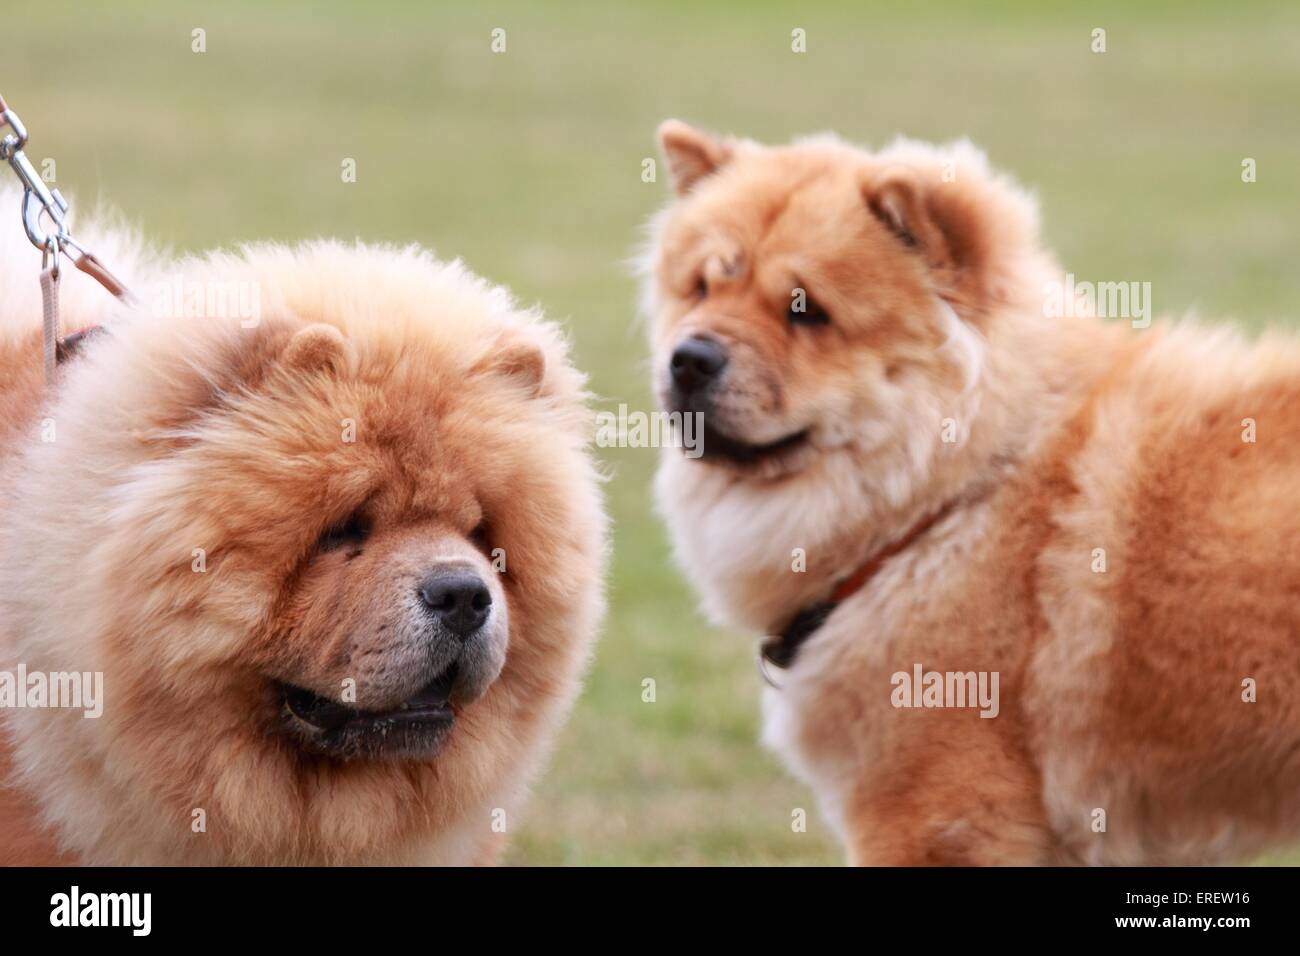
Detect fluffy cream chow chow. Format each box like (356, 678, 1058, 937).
(0, 190, 606, 864)
(645, 121, 1300, 865)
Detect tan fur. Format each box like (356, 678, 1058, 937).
(646, 122, 1300, 865)
(0, 189, 607, 865)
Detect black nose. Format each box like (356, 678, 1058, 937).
(670, 336, 729, 395)
(418, 570, 492, 638)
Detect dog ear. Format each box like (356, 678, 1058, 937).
(658, 120, 732, 195)
(281, 323, 349, 375)
(863, 158, 1039, 312)
(864, 166, 968, 276)
(472, 332, 546, 398)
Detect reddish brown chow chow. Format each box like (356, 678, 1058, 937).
(0, 201, 606, 864)
(645, 121, 1300, 865)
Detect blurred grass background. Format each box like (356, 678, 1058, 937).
(8, 0, 1300, 864)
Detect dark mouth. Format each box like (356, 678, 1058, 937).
(665, 387, 811, 467)
(278, 664, 459, 761)
(695, 420, 810, 465)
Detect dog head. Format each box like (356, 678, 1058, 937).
(646, 120, 1047, 480)
(0, 242, 607, 863)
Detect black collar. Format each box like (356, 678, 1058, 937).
(757, 499, 961, 683)
(55, 323, 106, 364)
(760, 601, 837, 672)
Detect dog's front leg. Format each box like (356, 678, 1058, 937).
(843, 723, 1056, 866)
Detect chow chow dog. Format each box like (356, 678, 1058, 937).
(645, 120, 1300, 865)
(0, 191, 606, 864)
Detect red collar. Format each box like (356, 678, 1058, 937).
(758, 499, 960, 678)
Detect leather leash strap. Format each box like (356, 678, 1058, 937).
(39, 261, 59, 380)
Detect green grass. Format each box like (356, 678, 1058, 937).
(9, 0, 1300, 865)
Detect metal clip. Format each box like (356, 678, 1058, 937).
(2, 101, 71, 253)
(3, 94, 131, 307)
(755, 642, 784, 690)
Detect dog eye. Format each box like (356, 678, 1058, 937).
(694, 275, 708, 300)
(469, 520, 492, 555)
(787, 296, 830, 327)
(318, 510, 372, 554)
